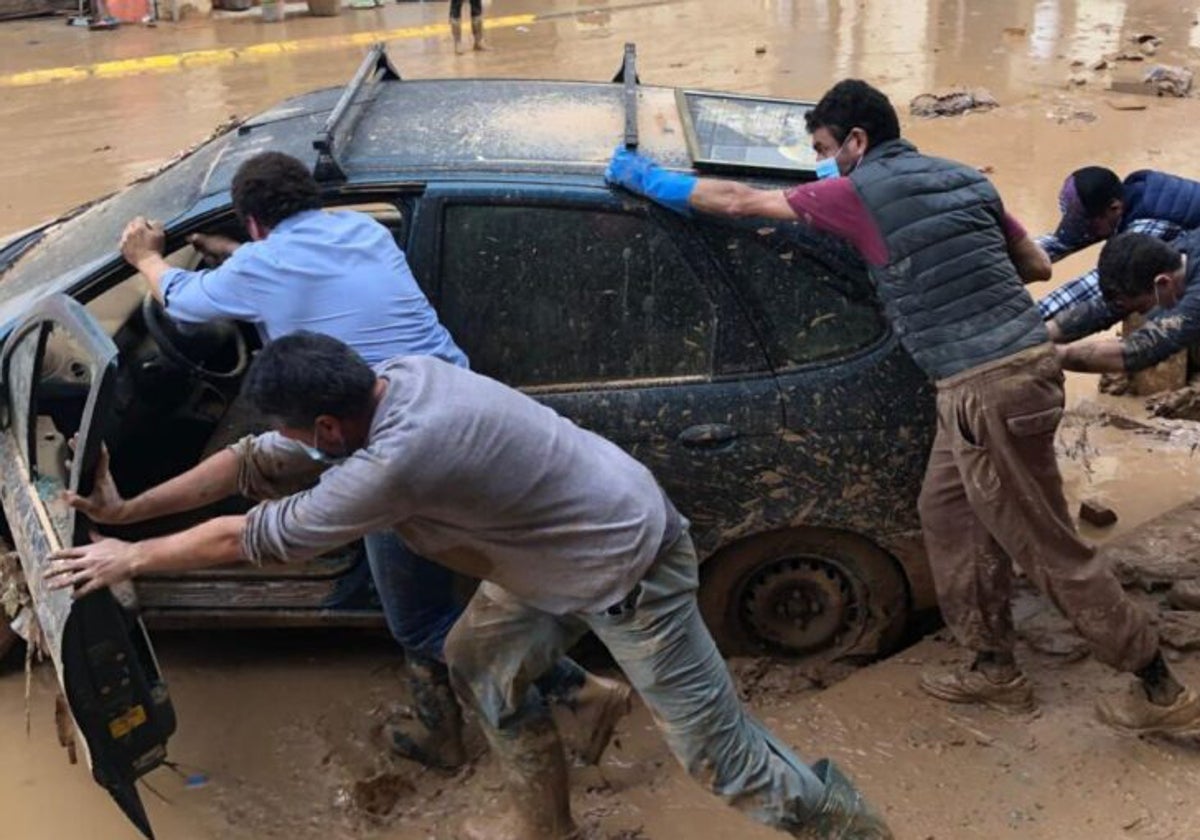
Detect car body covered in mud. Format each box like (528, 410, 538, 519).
(0, 45, 936, 836)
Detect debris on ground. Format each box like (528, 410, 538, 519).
(1147, 383, 1200, 420)
(1002, 26, 1027, 37)
(1167, 580, 1200, 611)
(1106, 97, 1148, 111)
(1079, 499, 1118, 528)
(1145, 64, 1195, 97)
(1091, 58, 1110, 71)
(1113, 65, 1198, 98)
(754, 44, 767, 55)
(909, 88, 999, 118)
(1068, 73, 1088, 87)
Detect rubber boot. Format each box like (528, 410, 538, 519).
(385, 659, 468, 771)
(802, 759, 893, 839)
(450, 18, 466, 54)
(471, 14, 489, 50)
(460, 717, 578, 840)
(551, 672, 633, 765)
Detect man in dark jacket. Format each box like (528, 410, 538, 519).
(607, 79, 1200, 735)
(1037, 166, 1200, 320)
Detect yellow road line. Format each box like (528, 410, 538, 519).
(0, 12, 538, 88)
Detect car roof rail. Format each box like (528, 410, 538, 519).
(313, 43, 401, 184)
(611, 42, 640, 151)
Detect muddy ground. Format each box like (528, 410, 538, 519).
(6, 0, 1200, 838)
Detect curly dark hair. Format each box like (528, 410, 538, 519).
(805, 79, 901, 148)
(1097, 232, 1183, 303)
(231, 152, 322, 231)
(242, 331, 376, 428)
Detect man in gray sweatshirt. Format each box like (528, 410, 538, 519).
(47, 332, 890, 840)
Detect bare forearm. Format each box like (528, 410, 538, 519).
(1009, 236, 1052, 284)
(133, 515, 247, 575)
(689, 179, 797, 220)
(122, 449, 240, 523)
(1057, 340, 1127, 373)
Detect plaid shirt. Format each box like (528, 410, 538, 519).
(1036, 217, 1184, 320)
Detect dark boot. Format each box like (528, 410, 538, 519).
(803, 759, 893, 839)
(471, 14, 489, 50)
(450, 18, 465, 54)
(460, 717, 578, 840)
(385, 659, 467, 771)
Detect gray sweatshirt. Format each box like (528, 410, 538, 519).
(234, 355, 682, 615)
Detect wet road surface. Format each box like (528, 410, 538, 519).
(5, 0, 1200, 838)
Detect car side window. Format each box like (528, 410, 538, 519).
(700, 222, 886, 369)
(4, 322, 97, 544)
(439, 204, 716, 388)
(5, 324, 44, 471)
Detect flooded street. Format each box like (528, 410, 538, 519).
(5, 0, 1200, 838)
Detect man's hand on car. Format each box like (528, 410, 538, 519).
(119, 216, 166, 268)
(187, 232, 241, 267)
(63, 443, 130, 525)
(45, 532, 144, 598)
(605, 147, 697, 216)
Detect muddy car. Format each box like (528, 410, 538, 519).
(0, 45, 935, 834)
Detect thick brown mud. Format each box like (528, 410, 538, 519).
(5, 1, 1200, 838)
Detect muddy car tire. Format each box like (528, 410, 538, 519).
(698, 528, 909, 661)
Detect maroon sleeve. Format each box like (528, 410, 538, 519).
(783, 179, 889, 266)
(1001, 212, 1029, 245)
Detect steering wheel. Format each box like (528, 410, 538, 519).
(140, 293, 249, 383)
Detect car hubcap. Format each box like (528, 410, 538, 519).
(739, 555, 861, 654)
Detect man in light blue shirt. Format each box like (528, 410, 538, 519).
(117, 151, 623, 773)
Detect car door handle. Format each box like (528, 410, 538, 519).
(677, 423, 738, 449)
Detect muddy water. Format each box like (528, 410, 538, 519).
(5, 0, 1200, 838)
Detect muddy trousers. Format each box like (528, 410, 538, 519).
(363, 530, 587, 696)
(917, 345, 1158, 673)
(445, 531, 843, 834)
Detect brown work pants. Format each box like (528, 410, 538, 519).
(917, 345, 1158, 673)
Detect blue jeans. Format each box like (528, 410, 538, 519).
(363, 530, 585, 695)
(444, 531, 840, 834)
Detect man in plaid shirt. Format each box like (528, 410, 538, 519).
(1036, 167, 1200, 321)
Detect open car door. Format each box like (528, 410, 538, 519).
(0, 294, 175, 839)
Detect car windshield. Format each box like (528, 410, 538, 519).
(0, 134, 231, 306)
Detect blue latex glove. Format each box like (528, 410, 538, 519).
(605, 147, 697, 216)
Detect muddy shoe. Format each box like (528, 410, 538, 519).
(1096, 685, 1200, 736)
(918, 666, 1036, 714)
(1167, 580, 1200, 611)
(553, 673, 633, 765)
(387, 658, 467, 770)
(803, 759, 893, 839)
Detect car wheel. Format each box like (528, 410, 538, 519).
(698, 527, 909, 661)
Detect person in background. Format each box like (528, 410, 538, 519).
(1036, 166, 1200, 321)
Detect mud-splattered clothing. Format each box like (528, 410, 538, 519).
(445, 531, 855, 835)
(917, 345, 1158, 672)
(787, 142, 1159, 677)
(1053, 234, 1200, 373)
(234, 355, 682, 616)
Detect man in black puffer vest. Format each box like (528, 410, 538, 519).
(607, 79, 1200, 736)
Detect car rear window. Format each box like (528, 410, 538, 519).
(700, 221, 886, 368)
(439, 204, 717, 387)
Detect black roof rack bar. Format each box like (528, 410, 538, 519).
(313, 43, 401, 183)
(611, 42, 640, 150)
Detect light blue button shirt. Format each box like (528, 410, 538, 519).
(160, 209, 468, 368)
